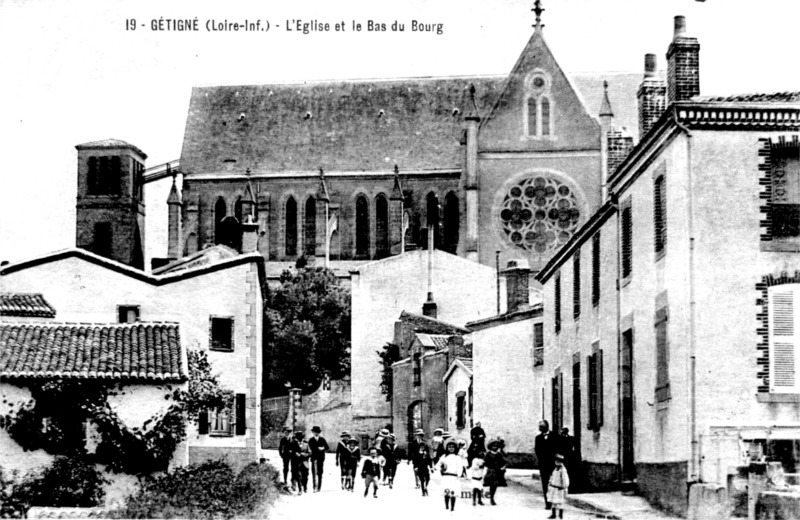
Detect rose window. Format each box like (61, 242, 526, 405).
(499, 176, 580, 258)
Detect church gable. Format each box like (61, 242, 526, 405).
(479, 30, 601, 152)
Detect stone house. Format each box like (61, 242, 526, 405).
(538, 14, 800, 516)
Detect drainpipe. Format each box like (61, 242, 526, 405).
(610, 193, 623, 485)
(674, 111, 699, 483)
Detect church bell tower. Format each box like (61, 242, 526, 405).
(75, 139, 146, 269)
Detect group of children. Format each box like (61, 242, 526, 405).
(334, 428, 401, 497)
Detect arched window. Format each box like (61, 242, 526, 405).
(426, 192, 440, 249)
(285, 197, 297, 257)
(304, 197, 316, 256)
(375, 194, 389, 258)
(541, 96, 551, 136)
(355, 195, 370, 258)
(527, 98, 538, 137)
(443, 192, 459, 254)
(214, 197, 227, 245)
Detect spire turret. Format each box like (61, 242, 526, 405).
(316, 168, 331, 202)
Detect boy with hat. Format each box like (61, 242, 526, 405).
(416, 444, 434, 496)
(335, 431, 351, 490)
(431, 428, 444, 463)
(342, 438, 361, 491)
(292, 431, 311, 494)
(438, 439, 466, 511)
(278, 426, 294, 489)
(308, 426, 329, 492)
(381, 433, 399, 488)
(361, 446, 383, 498)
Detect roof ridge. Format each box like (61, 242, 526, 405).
(192, 74, 507, 89)
(0, 321, 180, 327)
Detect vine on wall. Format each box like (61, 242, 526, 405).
(3, 350, 232, 475)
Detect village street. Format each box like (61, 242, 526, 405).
(264, 450, 605, 520)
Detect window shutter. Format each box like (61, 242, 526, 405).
(199, 411, 209, 434)
(235, 393, 246, 435)
(621, 203, 633, 278)
(587, 354, 596, 430)
(573, 251, 581, 320)
(769, 285, 800, 393)
(555, 274, 562, 333)
(654, 175, 667, 253)
(592, 233, 600, 306)
(598, 350, 604, 427)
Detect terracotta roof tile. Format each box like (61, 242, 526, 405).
(0, 294, 56, 318)
(0, 322, 184, 381)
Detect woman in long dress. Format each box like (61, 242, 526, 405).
(482, 440, 507, 505)
(546, 454, 570, 519)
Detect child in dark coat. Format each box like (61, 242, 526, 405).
(342, 438, 361, 492)
(416, 444, 434, 496)
(362, 447, 382, 498)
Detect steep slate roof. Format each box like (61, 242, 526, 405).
(0, 294, 56, 318)
(180, 72, 641, 174)
(0, 322, 184, 381)
(694, 92, 800, 103)
(399, 311, 469, 335)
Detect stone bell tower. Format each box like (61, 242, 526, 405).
(75, 139, 146, 269)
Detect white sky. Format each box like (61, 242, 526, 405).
(1, 0, 798, 264)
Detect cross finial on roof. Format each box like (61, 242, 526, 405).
(319, 167, 325, 178)
(394, 164, 399, 176)
(532, 0, 545, 30)
(246, 168, 251, 177)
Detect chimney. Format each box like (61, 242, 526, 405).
(607, 127, 635, 175)
(667, 15, 700, 104)
(241, 214, 259, 253)
(422, 295, 438, 319)
(504, 259, 531, 313)
(637, 54, 667, 139)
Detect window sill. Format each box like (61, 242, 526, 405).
(210, 431, 233, 437)
(209, 347, 234, 353)
(756, 393, 800, 403)
(761, 242, 800, 253)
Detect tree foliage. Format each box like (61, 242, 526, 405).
(264, 267, 351, 396)
(377, 343, 400, 401)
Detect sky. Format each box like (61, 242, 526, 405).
(1, 0, 799, 265)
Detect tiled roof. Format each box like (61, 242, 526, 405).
(180, 72, 641, 174)
(694, 92, 800, 104)
(0, 322, 184, 381)
(0, 294, 56, 318)
(399, 311, 469, 335)
(152, 244, 240, 275)
(415, 333, 452, 350)
(74, 139, 147, 158)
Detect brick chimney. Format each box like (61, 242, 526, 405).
(607, 127, 635, 175)
(504, 259, 531, 313)
(638, 54, 667, 139)
(667, 15, 700, 104)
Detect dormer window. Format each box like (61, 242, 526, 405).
(525, 72, 553, 138)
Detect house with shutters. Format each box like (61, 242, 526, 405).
(537, 14, 800, 517)
(0, 244, 266, 474)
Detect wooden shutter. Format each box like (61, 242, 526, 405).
(621, 202, 633, 278)
(573, 251, 581, 320)
(235, 393, 246, 435)
(592, 233, 601, 306)
(654, 175, 667, 253)
(655, 312, 670, 402)
(199, 411, 209, 434)
(769, 285, 800, 393)
(555, 274, 562, 333)
(587, 354, 597, 430)
(597, 350, 604, 428)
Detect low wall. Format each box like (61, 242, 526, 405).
(636, 461, 688, 517)
(757, 491, 800, 520)
(688, 483, 728, 520)
(188, 446, 253, 472)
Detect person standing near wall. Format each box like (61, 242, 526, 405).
(336, 431, 351, 490)
(279, 426, 294, 489)
(408, 428, 426, 488)
(483, 440, 507, 506)
(535, 420, 559, 510)
(308, 426, 330, 492)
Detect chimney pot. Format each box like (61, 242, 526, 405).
(673, 15, 687, 39)
(503, 259, 531, 313)
(644, 54, 657, 78)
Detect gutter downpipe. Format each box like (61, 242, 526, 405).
(610, 193, 622, 486)
(674, 110, 699, 484)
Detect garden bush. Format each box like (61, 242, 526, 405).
(110, 459, 282, 519)
(1, 456, 108, 518)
